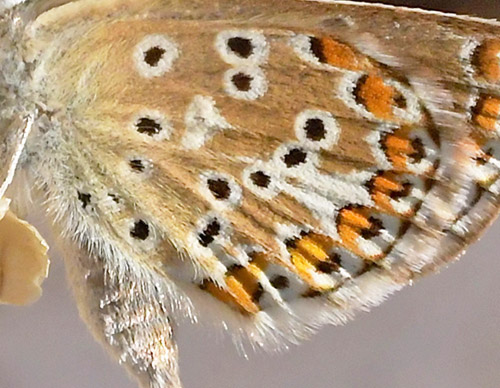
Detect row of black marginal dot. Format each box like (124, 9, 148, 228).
(77, 35, 178, 245)
(191, 109, 342, 248)
(129, 35, 176, 198)
(192, 31, 270, 249)
(244, 109, 340, 197)
(76, 188, 153, 243)
(134, 30, 270, 100)
(107, 35, 184, 243)
(131, 33, 257, 249)
(195, 172, 243, 250)
(215, 30, 270, 100)
(133, 34, 180, 140)
(191, 109, 341, 249)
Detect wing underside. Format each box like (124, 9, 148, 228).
(17, 0, 500, 385)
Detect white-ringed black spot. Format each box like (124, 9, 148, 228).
(108, 193, 121, 204)
(270, 275, 290, 290)
(129, 159, 146, 172)
(283, 148, 307, 167)
(77, 191, 91, 209)
(232, 72, 253, 91)
(131, 220, 150, 240)
(136, 117, 162, 136)
(216, 30, 269, 66)
(304, 118, 326, 141)
(134, 35, 179, 78)
(250, 171, 271, 188)
(295, 110, 339, 150)
(227, 37, 254, 58)
(207, 178, 231, 200)
(224, 67, 268, 100)
(144, 46, 166, 67)
(198, 219, 221, 247)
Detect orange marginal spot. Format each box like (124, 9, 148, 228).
(289, 250, 331, 291)
(201, 264, 262, 315)
(475, 39, 500, 83)
(372, 191, 395, 213)
(202, 281, 247, 313)
(308, 233, 335, 251)
(337, 224, 358, 246)
(337, 224, 360, 251)
(370, 173, 403, 213)
(479, 95, 500, 116)
(357, 75, 395, 120)
(370, 173, 412, 215)
(337, 207, 387, 261)
(385, 135, 413, 153)
(373, 190, 414, 216)
(387, 152, 407, 170)
(290, 250, 316, 272)
(473, 95, 500, 131)
(225, 276, 260, 315)
(296, 235, 330, 262)
(320, 37, 360, 70)
(290, 250, 314, 279)
(339, 208, 371, 229)
(248, 251, 269, 271)
(247, 252, 269, 278)
(373, 175, 403, 193)
(338, 222, 385, 261)
(246, 263, 263, 278)
(229, 265, 261, 296)
(383, 133, 418, 171)
(475, 114, 498, 131)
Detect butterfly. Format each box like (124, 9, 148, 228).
(1, 0, 500, 387)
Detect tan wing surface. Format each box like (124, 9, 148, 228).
(18, 0, 500, 385)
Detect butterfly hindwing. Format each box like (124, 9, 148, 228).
(11, 0, 500, 386)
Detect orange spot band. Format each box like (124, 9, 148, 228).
(373, 175, 403, 193)
(226, 276, 260, 315)
(475, 40, 500, 82)
(357, 75, 395, 120)
(340, 209, 371, 229)
(320, 37, 359, 70)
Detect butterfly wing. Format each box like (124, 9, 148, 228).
(15, 0, 500, 386)
(61, 238, 181, 388)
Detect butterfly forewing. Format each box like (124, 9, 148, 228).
(11, 0, 500, 386)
